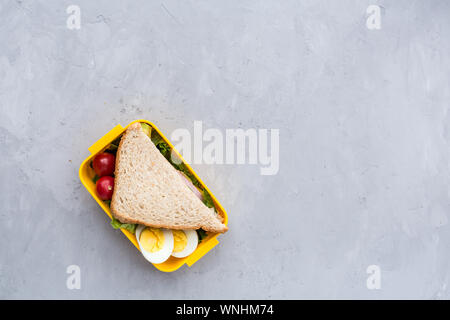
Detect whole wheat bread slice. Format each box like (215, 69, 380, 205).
(110, 122, 228, 233)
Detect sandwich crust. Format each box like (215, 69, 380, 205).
(110, 122, 228, 233)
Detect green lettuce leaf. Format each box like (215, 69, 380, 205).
(151, 131, 165, 146)
(202, 190, 215, 209)
(156, 142, 171, 159)
(197, 229, 208, 243)
(111, 218, 137, 234)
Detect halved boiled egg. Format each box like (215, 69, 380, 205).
(171, 229, 198, 258)
(136, 225, 174, 264)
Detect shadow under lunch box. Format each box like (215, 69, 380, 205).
(78, 119, 228, 272)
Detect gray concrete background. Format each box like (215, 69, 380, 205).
(1, 0, 450, 299)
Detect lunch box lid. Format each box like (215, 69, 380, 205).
(79, 119, 227, 272)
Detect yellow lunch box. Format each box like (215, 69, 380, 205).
(78, 119, 228, 272)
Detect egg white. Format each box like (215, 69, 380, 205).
(136, 225, 174, 264)
(171, 229, 198, 258)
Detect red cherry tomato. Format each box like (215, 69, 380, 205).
(96, 176, 114, 200)
(93, 153, 115, 177)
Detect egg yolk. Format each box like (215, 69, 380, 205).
(140, 228, 165, 253)
(172, 230, 188, 253)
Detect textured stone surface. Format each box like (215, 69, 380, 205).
(1, 1, 450, 299)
